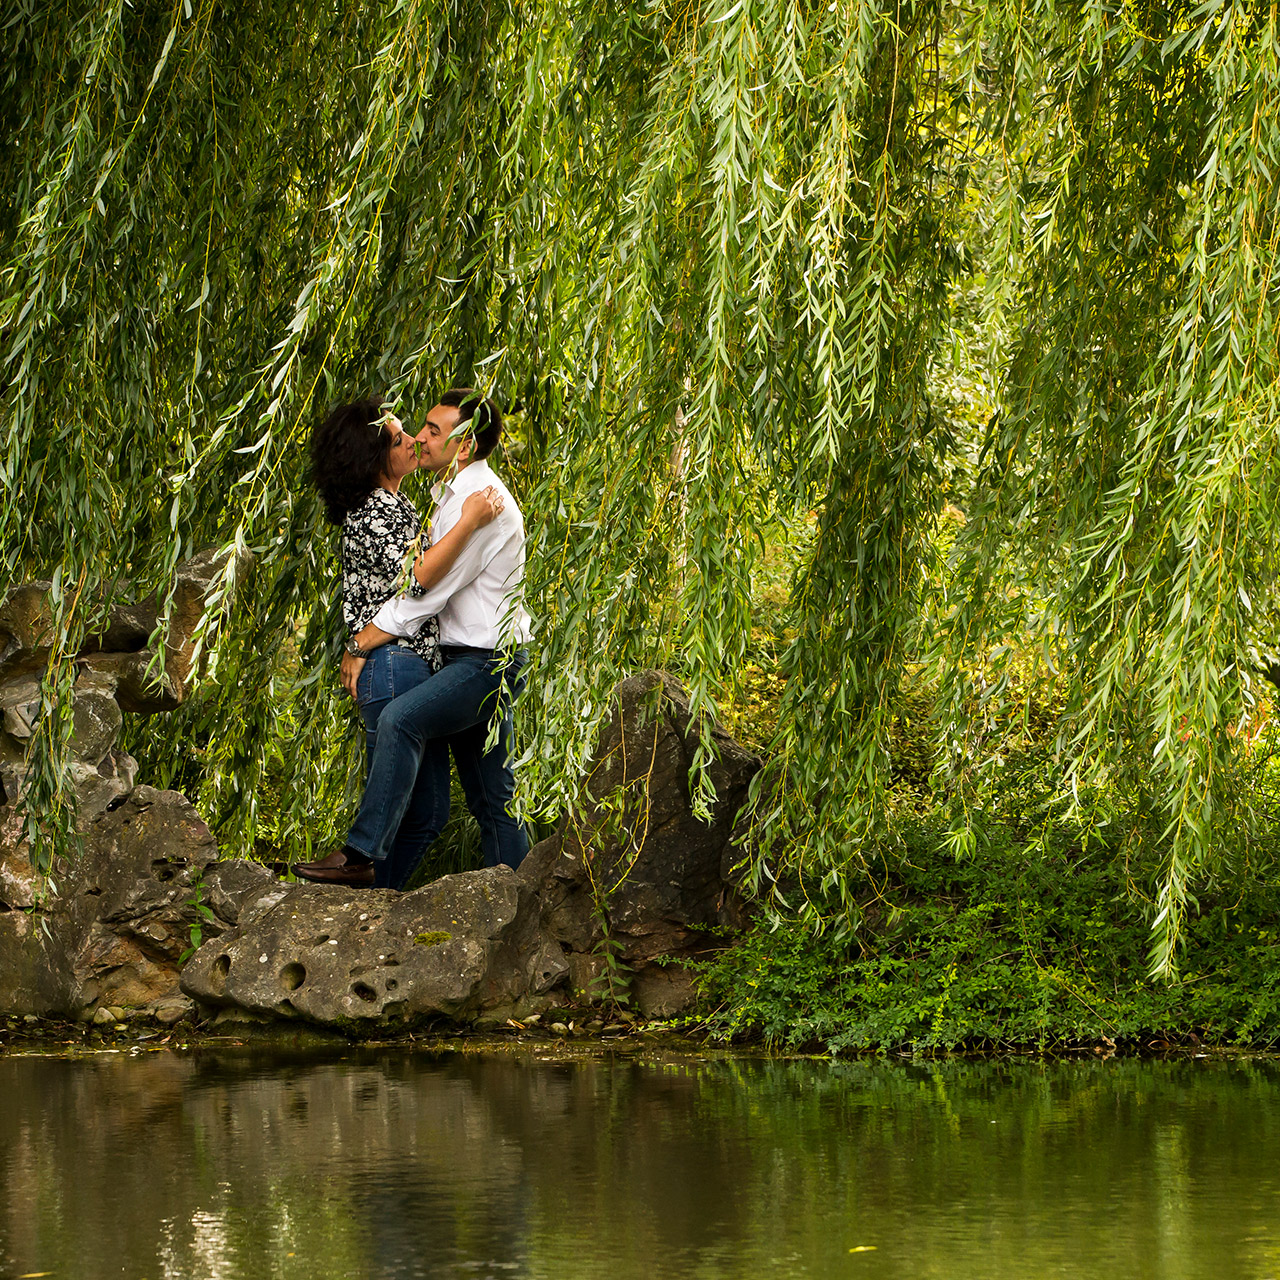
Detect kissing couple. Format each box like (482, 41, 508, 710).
(296, 388, 531, 890)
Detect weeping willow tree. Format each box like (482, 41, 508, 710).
(2, 0, 1278, 974)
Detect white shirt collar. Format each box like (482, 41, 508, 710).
(431, 457, 494, 505)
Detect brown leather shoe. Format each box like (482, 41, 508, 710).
(293, 848, 375, 887)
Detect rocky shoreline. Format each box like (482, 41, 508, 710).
(0, 1003, 704, 1054)
(0, 1009, 1242, 1062)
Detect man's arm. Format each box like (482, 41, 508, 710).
(339, 621, 396, 698)
(369, 512, 512, 635)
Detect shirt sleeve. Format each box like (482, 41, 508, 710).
(370, 514, 510, 636)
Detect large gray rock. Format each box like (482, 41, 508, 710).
(63, 671, 124, 763)
(1, 676, 42, 744)
(0, 668, 139, 821)
(0, 548, 248, 815)
(0, 807, 40, 909)
(63, 749, 139, 823)
(181, 867, 566, 1026)
(1, 546, 247, 688)
(0, 787, 254, 1018)
(0, 583, 55, 679)
(78, 598, 158, 655)
(0, 807, 67, 1015)
(519, 670, 759, 1016)
(76, 650, 181, 715)
(2, 669, 757, 1029)
(0, 551, 267, 1019)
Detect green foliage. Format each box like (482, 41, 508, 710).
(4, 0, 1280, 979)
(179, 872, 216, 964)
(699, 788, 1280, 1053)
(926, 2, 1280, 975)
(587, 902, 635, 1010)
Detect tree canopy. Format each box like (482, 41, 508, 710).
(3, 0, 1279, 974)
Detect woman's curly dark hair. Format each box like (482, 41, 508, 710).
(311, 397, 393, 524)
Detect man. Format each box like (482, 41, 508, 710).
(295, 388, 532, 889)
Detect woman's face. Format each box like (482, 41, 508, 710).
(380, 413, 419, 483)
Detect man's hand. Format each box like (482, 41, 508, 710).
(341, 650, 367, 699)
(340, 623, 394, 698)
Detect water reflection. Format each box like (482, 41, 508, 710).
(3, 1049, 1280, 1278)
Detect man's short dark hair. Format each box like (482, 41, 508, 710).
(440, 387, 503, 460)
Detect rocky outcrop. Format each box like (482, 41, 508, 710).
(0, 547, 248, 813)
(181, 867, 567, 1026)
(0, 786, 273, 1021)
(518, 671, 758, 1016)
(0, 548, 251, 1022)
(2, 669, 760, 1029)
(180, 671, 759, 1029)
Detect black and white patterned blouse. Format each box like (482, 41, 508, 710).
(341, 487, 440, 668)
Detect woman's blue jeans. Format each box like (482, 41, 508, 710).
(354, 645, 448, 889)
(350, 644, 530, 889)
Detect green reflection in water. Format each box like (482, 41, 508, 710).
(3, 1050, 1280, 1279)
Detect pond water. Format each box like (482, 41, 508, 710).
(2, 1045, 1278, 1279)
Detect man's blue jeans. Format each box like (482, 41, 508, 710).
(348, 645, 529, 889)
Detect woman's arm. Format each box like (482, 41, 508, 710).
(340, 487, 504, 699)
(411, 486, 503, 591)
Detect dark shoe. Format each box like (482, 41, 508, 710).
(293, 847, 375, 887)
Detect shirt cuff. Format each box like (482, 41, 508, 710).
(372, 598, 412, 636)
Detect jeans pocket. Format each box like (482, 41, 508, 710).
(503, 649, 530, 701)
(356, 648, 395, 708)
(384, 645, 433, 700)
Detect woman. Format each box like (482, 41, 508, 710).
(307, 397, 501, 885)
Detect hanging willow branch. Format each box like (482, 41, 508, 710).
(3, 0, 1278, 975)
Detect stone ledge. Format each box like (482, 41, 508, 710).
(1, 670, 760, 1030)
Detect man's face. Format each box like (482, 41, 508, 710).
(414, 403, 469, 474)
(381, 412, 419, 482)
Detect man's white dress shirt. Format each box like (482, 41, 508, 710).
(372, 457, 531, 648)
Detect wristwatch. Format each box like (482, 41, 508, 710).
(345, 637, 375, 658)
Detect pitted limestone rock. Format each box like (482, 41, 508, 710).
(0, 786, 253, 1017)
(201, 859, 284, 926)
(0, 583, 55, 678)
(64, 750, 139, 825)
(61, 786, 222, 1011)
(181, 867, 566, 1027)
(518, 670, 759, 1017)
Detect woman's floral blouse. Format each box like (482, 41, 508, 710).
(341, 487, 440, 668)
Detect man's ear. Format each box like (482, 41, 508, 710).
(455, 433, 474, 465)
